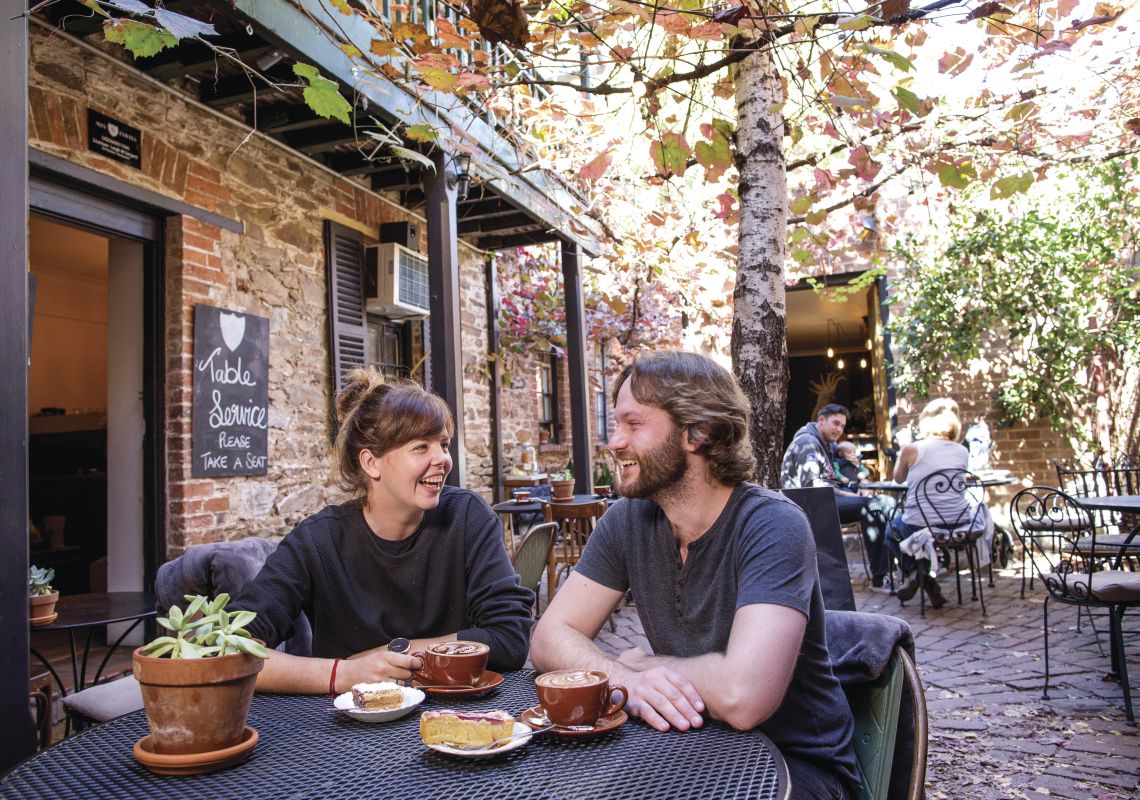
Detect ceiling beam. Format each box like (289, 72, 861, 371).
(198, 63, 294, 108)
(457, 198, 516, 221)
(458, 213, 539, 235)
(284, 125, 360, 155)
(143, 33, 272, 81)
(475, 231, 559, 250)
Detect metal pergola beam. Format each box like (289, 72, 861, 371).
(232, 0, 603, 256)
(1, 0, 36, 768)
(561, 241, 593, 493)
(424, 150, 466, 487)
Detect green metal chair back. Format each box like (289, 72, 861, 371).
(511, 522, 557, 616)
(845, 646, 927, 800)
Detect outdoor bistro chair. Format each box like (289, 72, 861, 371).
(510, 522, 557, 617)
(845, 646, 928, 800)
(1010, 486, 1140, 723)
(906, 468, 990, 617)
(544, 499, 608, 604)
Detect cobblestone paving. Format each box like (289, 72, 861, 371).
(544, 552, 1140, 799)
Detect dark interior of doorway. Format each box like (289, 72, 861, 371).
(27, 215, 109, 595)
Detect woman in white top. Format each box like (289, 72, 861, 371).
(887, 398, 970, 608)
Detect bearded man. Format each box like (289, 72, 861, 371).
(531, 351, 859, 800)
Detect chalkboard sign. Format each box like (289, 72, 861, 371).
(192, 304, 269, 477)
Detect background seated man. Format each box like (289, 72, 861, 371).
(780, 404, 890, 593)
(531, 351, 859, 800)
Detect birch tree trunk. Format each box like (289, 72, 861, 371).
(732, 44, 788, 488)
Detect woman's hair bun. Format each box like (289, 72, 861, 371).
(335, 366, 386, 425)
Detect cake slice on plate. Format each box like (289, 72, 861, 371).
(420, 709, 514, 748)
(352, 682, 405, 710)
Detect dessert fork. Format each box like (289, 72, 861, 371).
(466, 724, 554, 751)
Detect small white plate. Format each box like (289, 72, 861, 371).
(424, 722, 533, 759)
(333, 686, 425, 722)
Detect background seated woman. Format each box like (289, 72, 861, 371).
(234, 367, 533, 694)
(887, 398, 988, 608)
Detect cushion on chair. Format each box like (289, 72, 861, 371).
(62, 675, 144, 723)
(156, 538, 313, 657)
(1043, 570, 1140, 602)
(1022, 514, 1092, 532)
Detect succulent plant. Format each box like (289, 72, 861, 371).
(142, 593, 269, 660)
(28, 566, 55, 596)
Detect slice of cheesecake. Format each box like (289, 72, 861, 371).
(351, 682, 405, 710)
(420, 709, 515, 748)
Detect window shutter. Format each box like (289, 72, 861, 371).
(325, 221, 367, 398)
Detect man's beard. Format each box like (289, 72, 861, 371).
(619, 426, 688, 500)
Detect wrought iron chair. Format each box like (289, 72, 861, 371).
(1102, 455, 1140, 536)
(905, 468, 989, 617)
(1010, 486, 1140, 723)
(510, 522, 557, 617)
(544, 500, 607, 603)
(1052, 456, 1110, 500)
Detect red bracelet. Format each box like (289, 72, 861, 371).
(328, 658, 341, 697)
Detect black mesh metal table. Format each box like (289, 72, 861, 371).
(1, 671, 789, 800)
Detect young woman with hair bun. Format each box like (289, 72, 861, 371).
(233, 367, 532, 694)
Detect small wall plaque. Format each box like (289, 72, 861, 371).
(87, 109, 141, 169)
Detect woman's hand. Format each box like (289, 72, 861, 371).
(338, 651, 422, 691)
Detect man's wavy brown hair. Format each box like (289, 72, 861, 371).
(612, 351, 756, 485)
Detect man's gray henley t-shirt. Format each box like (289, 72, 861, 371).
(575, 483, 858, 787)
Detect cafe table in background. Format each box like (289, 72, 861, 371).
(29, 591, 156, 698)
(0, 670, 790, 800)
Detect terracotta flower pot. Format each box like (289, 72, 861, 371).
(133, 647, 265, 755)
(550, 478, 575, 501)
(29, 591, 59, 624)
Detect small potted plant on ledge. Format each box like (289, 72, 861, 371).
(132, 593, 269, 774)
(29, 566, 59, 626)
(550, 458, 576, 501)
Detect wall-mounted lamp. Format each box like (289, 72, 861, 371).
(448, 152, 472, 202)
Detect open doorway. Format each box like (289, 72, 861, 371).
(27, 214, 146, 598)
(785, 279, 890, 479)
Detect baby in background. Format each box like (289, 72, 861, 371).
(834, 441, 870, 487)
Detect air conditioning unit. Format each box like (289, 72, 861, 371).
(364, 243, 430, 319)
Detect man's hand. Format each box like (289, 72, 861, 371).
(616, 648, 706, 732)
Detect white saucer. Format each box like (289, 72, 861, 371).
(333, 686, 425, 722)
(425, 722, 533, 759)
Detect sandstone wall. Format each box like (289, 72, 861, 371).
(30, 28, 492, 553)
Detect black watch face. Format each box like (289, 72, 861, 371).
(389, 637, 410, 654)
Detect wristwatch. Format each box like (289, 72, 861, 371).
(388, 637, 410, 654)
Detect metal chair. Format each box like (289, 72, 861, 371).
(845, 646, 928, 800)
(1011, 486, 1140, 723)
(906, 468, 989, 617)
(1052, 457, 1110, 499)
(544, 500, 607, 603)
(510, 522, 557, 617)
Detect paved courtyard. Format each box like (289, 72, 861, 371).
(574, 552, 1140, 799)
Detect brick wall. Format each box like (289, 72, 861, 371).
(30, 28, 492, 554)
